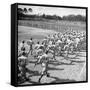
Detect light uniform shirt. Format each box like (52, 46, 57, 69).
(48, 41, 52, 45)
(50, 36, 54, 41)
(75, 38, 80, 44)
(38, 53, 48, 64)
(18, 43, 23, 50)
(27, 40, 33, 45)
(34, 44, 40, 50)
(42, 38, 48, 44)
(18, 55, 27, 66)
(18, 55, 27, 60)
(56, 40, 62, 46)
(48, 44, 55, 50)
(66, 38, 71, 44)
(64, 44, 69, 51)
(55, 34, 58, 40)
(19, 42, 30, 53)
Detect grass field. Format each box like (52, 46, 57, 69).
(18, 20, 86, 85)
(18, 25, 58, 42)
(18, 20, 86, 33)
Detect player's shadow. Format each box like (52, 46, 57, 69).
(47, 67, 64, 71)
(47, 76, 76, 83)
(28, 61, 37, 63)
(27, 80, 39, 84)
(49, 61, 75, 66)
(26, 68, 39, 75)
(76, 54, 86, 57)
(70, 60, 85, 64)
(64, 56, 79, 60)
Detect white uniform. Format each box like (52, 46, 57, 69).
(18, 42, 27, 56)
(27, 40, 33, 46)
(37, 53, 48, 75)
(42, 38, 48, 45)
(48, 40, 52, 45)
(18, 42, 23, 51)
(34, 44, 40, 50)
(18, 55, 27, 66)
(75, 38, 80, 48)
(56, 40, 62, 46)
(18, 55, 27, 61)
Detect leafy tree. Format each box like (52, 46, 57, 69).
(17, 8, 23, 14)
(28, 8, 33, 12)
(23, 8, 27, 13)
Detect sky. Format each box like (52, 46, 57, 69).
(18, 5, 86, 17)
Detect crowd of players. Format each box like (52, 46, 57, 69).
(18, 30, 86, 84)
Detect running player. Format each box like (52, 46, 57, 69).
(27, 38, 34, 55)
(37, 51, 50, 83)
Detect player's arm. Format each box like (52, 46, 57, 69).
(34, 56, 43, 67)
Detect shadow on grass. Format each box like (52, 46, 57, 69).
(47, 67, 64, 71)
(70, 60, 85, 64)
(76, 54, 86, 57)
(49, 76, 76, 83)
(48, 61, 75, 66)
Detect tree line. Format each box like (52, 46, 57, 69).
(18, 8, 86, 21)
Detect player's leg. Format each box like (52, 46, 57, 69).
(38, 63, 46, 83)
(45, 63, 50, 77)
(31, 45, 33, 55)
(53, 50, 56, 60)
